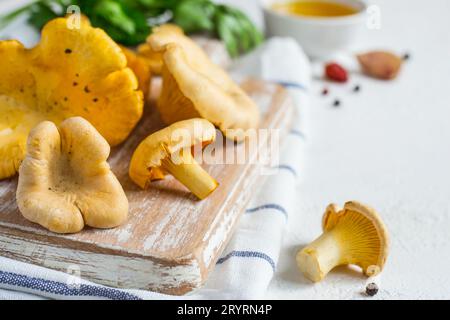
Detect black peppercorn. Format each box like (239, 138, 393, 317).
(366, 282, 379, 297)
(65, 48, 72, 54)
(353, 85, 361, 93)
(333, 99, 341, 107)
(322, 88, 329, 96)
(403, 52, 411, 61)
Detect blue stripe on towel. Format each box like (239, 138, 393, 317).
(290, 129, 307, 140)
(0, 270, 141, 300)
(274, 164, 298, 177)
(217, 251, 276, 272)
(245, 204, 288, 220)
(275, 81, 308, 91)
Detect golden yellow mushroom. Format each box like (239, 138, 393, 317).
(120, 45, 152, 99)
(0, 17, 144, 179)
(16, 117, 128, 234)
(297, 201, 389, 282)
(146, 24, 260, 142)
(137, 24, 184, 75)
(137, 43, 164, 75)
(129, 118, 218, 200)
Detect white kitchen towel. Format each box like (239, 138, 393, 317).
(0, 37, 311, 300)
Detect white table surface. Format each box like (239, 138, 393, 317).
(260, 0, 450, 300)
(1, 0, 449, 300)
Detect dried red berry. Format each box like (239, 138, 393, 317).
(321, 88, 329, 96)
(325, 63, 348, 83)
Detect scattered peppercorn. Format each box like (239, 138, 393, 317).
(64, 97, 68, 101)
(84, 86, 90, 93)
(333, 99, 341, 107)
(353, 85, 361, 93)
(73, 82, 78, 86)
(365, 283, 379, 297)
(75, 73, 79, 77)
(402, 52, 411, 61)
(65, 48, 72, 54)
(93, 98, 98, 103)
(321, 88, 329, 96)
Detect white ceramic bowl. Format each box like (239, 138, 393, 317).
(263, 0, 367, 58)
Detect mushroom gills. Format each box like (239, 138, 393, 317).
(157, 67, 201, 124)
(296, 202, 388, 282)
(160, 148, 218, 200)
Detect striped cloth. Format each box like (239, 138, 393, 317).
(0, 37, 310, 300)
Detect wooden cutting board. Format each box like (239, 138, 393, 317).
(0, 79, 294, 295)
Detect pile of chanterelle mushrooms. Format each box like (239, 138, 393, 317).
(0, 17, 389, 285)
(0, 17, 259, 234)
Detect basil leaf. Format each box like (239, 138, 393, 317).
(27, 3, 60, 30)
(93, 0, 136, 35)
(216, 12, 239, 58)
(173, 0, 215, 33)
(0, 0, 263, 56)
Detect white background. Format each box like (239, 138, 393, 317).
(1, 0, 450, 299)
(220, 0, 450, 299)
(260, 0, 450, 299)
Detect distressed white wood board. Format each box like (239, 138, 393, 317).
(0, 79, 294, 295)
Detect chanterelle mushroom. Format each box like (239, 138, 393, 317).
(16, 117, 128, 234)
(147, 24, 260, 142)
(137, 27, 231, 75)
(297, 201, 389, 282)
(0, 17, 143, 180)
(120, 45, 152, 99)
(137, 43, 164, 75)
(129, 118, 218, 200)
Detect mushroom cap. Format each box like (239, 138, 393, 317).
(137, 25, 183, 75)
(16, 117, 128, 234)
(0, 17, 143, 179)
(137, 42, 164, 75)
(120, 45, 152, 99)
(322, 201, 389, 276)
(129, 118, 216, 189)
(147, 24, 260, 141)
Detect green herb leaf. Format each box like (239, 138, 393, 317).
(213, 4, 263, 57)
(0, 0, 264, 56)
(93, 0, 136, 35)
(173, 0, 215, 33)
(216, 12, 239, 58)
(27, 3, 60, 30)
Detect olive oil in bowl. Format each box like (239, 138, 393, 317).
(264, 0, 366, 57)
(272, 1, 359, 18)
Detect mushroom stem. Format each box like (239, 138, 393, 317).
(296, 230, 342, 282)
(161, 150, 218, 200)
